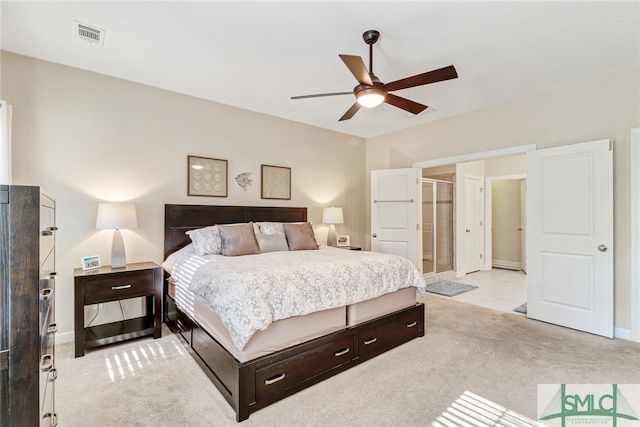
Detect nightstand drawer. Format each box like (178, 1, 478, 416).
(83, 270, 154, 304)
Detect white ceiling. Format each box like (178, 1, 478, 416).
(2, 1, 639, 138)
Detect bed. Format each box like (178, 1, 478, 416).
(163, 204, 425, 422)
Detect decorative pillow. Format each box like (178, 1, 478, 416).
(252, 222, 288, 253)
(291, 221, 321, 246)
(253, 222, 285, 235)
(218, 223, 261, 256)
(255, 233, 289, 253)
(283, 222, 319, 251)
(185, 226, 222, 255)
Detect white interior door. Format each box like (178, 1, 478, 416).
(464, 174, 484, 273)
(520, 179, 527, 273)
(371, 168, 419, 267)
(526, 139, 613, 338)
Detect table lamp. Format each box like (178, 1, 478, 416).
(96, 202, 138, 268)
(322, 207, 343, 246)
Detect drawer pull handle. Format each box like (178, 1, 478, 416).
(40, 288, 54, 301)
(112, 284, 132, 290)
(40, 353, 54, 372)
(363, 337, 378, 345)
(334, 347, 350, 357)
(42, 412, 58, 427)
(406, 321, 418, 328)
(48, 226, 59, 231)
(49, 367, 58, 382)
(47, 323, 58, 334)
(49, 271, 58, 277)
(264, 373, 286, 385)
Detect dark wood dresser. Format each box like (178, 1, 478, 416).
(0, 185, 57, 426)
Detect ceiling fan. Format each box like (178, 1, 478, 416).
(291, 30, 458, 121)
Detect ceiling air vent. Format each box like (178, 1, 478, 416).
(76, 22, 105, 45)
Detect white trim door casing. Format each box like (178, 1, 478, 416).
(631, 128, 640, 333)
(527, 139, 613, 338)
(371, 168, 419, 267)
(520, 179, 527, 273)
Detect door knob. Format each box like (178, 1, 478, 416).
(372, 233, 377, 238)
(597, 244, 607, 252)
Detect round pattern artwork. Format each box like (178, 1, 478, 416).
(189, 156, 227, 197)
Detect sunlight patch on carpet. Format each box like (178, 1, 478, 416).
(432, 391, 542, 427)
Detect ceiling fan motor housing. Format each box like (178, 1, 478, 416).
(362, 30, 380, 45)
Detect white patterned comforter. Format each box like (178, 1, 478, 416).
(163, 245, 425, 350)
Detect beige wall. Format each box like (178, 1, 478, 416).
(366, 67, 640, 330)
(1, 51, 366, 337)
(485, 155, 526, 176)
(491, 180, 522, 265)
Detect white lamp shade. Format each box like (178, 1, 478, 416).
(96, 203, 138, 230)
(322, 207, 344, 225)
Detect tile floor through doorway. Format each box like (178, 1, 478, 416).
(426, 268, 527, 314)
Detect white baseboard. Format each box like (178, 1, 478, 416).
(56, 330, 74, 344)
(614, 327, 638, 341)
(492, 259, 522, 270)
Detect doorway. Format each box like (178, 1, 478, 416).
(415, 148, 532, 310)
(421, 178, 454, 276)
(485, 175, 527, 272)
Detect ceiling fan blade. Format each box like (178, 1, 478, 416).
(385, 65, 458, 92)
(384, 93, 428, 115)
(339, 54, 374, 86)
(291, 91, 353, 100)
(339, 102, 362, 121)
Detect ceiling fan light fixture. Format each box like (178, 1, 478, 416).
(356, 87, 386, 108)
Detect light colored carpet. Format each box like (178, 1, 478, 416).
(55, 295, 640, 426)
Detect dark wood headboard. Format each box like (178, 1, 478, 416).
(164, 204, 307, 259)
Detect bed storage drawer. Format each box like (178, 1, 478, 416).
(192, 326, 237, 394)
(165, 295, 193, 344)
(255, 336, 353, 400)
(174, 308, 193, 344)
(356, 304, 423, 361)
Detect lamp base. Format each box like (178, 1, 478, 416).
(327, 224, 338, 247)
(111, 229, 126, 268)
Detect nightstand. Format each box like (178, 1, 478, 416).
(73, 262, 162, 357)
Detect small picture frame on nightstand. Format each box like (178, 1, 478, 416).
(81, 255, 101, 270)
(336, 235, 350, 247)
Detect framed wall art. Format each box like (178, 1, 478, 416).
(261, 164, 291, 200)
(188, 155, 228, 197)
